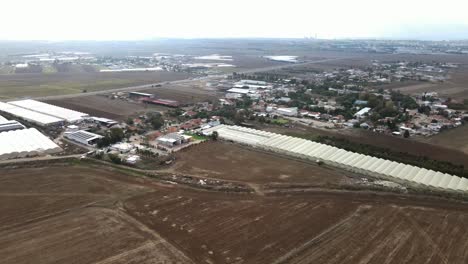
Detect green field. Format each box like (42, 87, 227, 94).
(0, 71, 190, 99)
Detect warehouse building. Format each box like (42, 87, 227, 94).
(64, 130, 103, 146)
(203, 125, 468, 193)
(129, 92, 153, 100)
(91, 117, 118, 127)
(8, 100, 89, 123)
(142, 98, 180, 108)
(0, 128, 62, 160)
(276, 107, 298, 117)
(157, 133, 191, 147)
(0, 102, 64, 126)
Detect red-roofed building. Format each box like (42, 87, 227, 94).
(166, 126, 179, 133)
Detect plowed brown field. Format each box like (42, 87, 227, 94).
(1, 162, 468, 263)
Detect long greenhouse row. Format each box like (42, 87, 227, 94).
(0, 128, 62, 160)
(203, 125, 468, 193)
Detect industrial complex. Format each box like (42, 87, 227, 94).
(203, 125, 468, 193)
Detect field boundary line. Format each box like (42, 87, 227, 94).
(271, 205, 368, 264)
(115, 209, 196, 264)
(93, 241, 162, 264)
(399, 210, 449, 264)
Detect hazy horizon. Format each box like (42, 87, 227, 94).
(1, 0, 468, 41)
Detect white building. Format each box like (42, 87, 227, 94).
(0, 102, 64, 126)
(0, 128, 62, 160)
(157, 133, 191, 147)
(110, 142, 134, 153)
(276, 107, 298, 117)
(8, 100, 89, 123)
(227, 88, 251, 94)
(64, 130, 103, 146)
(91, 117, 118, 127)
(125, 155, 141, 165)
(354, 107, 371, 119)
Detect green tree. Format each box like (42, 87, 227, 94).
(404, 130, 410, 138)
(211, 131, 219, 141)
(147, 112, 165, 130)
(108, 153, 122, 164)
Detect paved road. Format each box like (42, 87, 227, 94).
(25, 58, 346, 101)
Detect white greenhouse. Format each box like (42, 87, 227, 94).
(202, 125, 468, 193)
(0, 128, 62, 160)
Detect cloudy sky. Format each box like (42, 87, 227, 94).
(2, 0, 468, 40)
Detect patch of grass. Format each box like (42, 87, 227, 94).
(271, 118, 289, 125)
(184, 132, 207, 141)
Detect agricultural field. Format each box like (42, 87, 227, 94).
(138, 81, 221, 104)
(45, 95, 169, 120)
(423, 125, 468, 154)
(126, 188, 468, 264)
(1, 161, 468, 263)
(171, 141, 358, 187)
(0, 165, 192, 264)
(0, 71, 190, 100)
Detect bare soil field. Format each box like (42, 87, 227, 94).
(281, 201, 468, 264)
(171, 141, 358, 187)
(0, 71, 190, 100)
(126, 187, 468, 264)
(0, 166, 191, 264)
(423, 125, 468, 154)
(1, 163, 468, 263)
(138, 82, 221, 104)
(45, 95, 168, 120)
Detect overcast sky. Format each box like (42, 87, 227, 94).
(2, 0, 468, 40)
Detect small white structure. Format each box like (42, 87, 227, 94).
(66, 125, 80, 132)
(264, 56, 298, 63)
(354, 107, 371, 119)
(125, 155, 141, 165)
(276, 107, 298, 117)
(110, 142, 134, 153)
(64, 130, 103, 146)
(227, 88, 251, 94)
